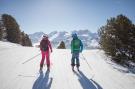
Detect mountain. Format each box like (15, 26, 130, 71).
(29, 30, 99, 49)
(29, 31, 44, 43)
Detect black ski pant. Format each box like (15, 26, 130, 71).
(71, 52, 80, 67)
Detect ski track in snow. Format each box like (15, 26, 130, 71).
(0, 41, 135, 89)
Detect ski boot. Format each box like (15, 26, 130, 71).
(77, 67, 80, 71)
(76, 64, 80, 71)
(39, 67, 43, 72)
(72, 66, 75, 72)
(39, 64, 43, 72)
(47, 64, 50, 71)
(47, 67, 50, 71)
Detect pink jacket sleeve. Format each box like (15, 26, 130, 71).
(40, 40, 42, 50)
(48, 40, 52, 51)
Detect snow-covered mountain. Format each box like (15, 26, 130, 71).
(29, 31, 44, 43)
(29, 30, 99, 49)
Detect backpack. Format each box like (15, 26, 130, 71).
(41, 40, 49, 51)
(73, 39, 80, 50)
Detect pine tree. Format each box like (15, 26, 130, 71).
(98, 14, 135, 64)
(21, 31, 32, 46)
(0, 24, 2, 40)
(0, 19, 3, 40)
(57, 41, 66, 49)
(0, 28, 2, 40)
(21, 31, 26, 46)
(2, 14, 21, 44)
(25, 34, 32, 46)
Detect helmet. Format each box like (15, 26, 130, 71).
(43, 34, 48, 38)
(71, 32, 77, 38)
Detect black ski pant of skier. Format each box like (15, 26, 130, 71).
(71, 52, 80, 67)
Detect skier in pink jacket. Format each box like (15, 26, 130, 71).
(40, 34, 52, 71)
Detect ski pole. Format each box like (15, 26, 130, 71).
(81, 53, 93, 71)
(81, 53, 95, 79)
(22, 53, 41, 64)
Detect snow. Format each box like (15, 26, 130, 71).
(81, 34, 89, 37)
(49, 32, 59, 41)
(0, 41, 135, 89)
(64, 32, 70, 37)
(33, 42, 40, 47)
(0, 41, 21, 50)
(89, 39, 99, 47)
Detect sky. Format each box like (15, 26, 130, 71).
(0, 0, 135, 34)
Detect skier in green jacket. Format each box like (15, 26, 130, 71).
(71, 33, 83, 71)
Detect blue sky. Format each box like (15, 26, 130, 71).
(0, 0, 135, 34)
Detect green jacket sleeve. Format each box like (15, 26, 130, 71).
(80, 40, 83, 52)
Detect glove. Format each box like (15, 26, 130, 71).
(80, 50, 82, 53)
(51, 49, 53, 53)
(71, 51, 73, 54)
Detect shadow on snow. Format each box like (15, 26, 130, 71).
(32, 70, 53, 89)
(74, 70, 103, 89)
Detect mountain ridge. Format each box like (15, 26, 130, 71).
(29, 30, 99, 49)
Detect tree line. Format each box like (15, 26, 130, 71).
(98, 14, 135, 65)
(0, 14, 32, 46)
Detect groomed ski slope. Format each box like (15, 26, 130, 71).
(0, 41, 135, 89)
